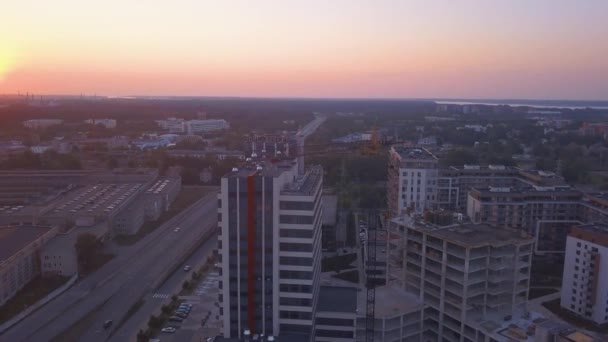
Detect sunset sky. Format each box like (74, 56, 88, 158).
(1, 0, 607, 99)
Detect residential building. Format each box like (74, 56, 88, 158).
(156, 117, 186, 133)
(560, 224, 608, 325)
(388, 214, 534, 342)
(387, 146, 439, 215)
(0, 225, 58, 306)
(84, 118, 117, 129)
(142, 177, 181, 221)
(30, 144, 54, 154)
(186, 119, 230, 133)
(217, 159, 323, 340)
(23, 119, 63, 129)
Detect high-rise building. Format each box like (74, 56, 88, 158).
(560, 224, 608, 325)
(389, 214, 534, 341)
(387, 146, 439, 216)
(218, 158, 323, 340)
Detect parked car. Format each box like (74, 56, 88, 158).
(102, 320, 113, 329)
(168, 316, 183, 323)
(183, 265, 192, 272)
(161, 326, 177, 333)
(175, 312, 188, 319)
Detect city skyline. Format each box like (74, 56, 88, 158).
(1, 0, 608, 100)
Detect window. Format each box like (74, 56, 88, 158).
(280, 229, 313, 238)
(280, 243, 312, 252)
(280, 297, 312, 306)
(316, 317, 353, 326)
(280, 270, 313, 279)
(280, 256, 313, 266)
(280, 201, 314, 210)
(280, 215, 313, 224)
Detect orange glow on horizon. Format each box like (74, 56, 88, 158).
(1, 0, 607, 99)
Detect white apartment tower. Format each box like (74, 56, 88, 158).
(218, 158, 323, 340)
(388, 146, 439, 216)
(560, 224, 608, 325)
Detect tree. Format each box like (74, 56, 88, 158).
(74, 233, 103, 274)
(136, 329, 148, 342)
(147, 315, 162, 329)
(439, 149, 478, 167)
(161, 304, 172, 316)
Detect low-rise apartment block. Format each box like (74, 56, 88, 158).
(0, 225, 58, 306)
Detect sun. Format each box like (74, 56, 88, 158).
(0, 48, 16, 81)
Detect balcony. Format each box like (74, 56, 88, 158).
(426, 238, 443, 251)
(443, 302, 462, 320)
(445, 282, 464, 296)
(446, 243, 466, 258)
(466, 284, 485, 297)
(487, 283, 513, 295)
(442, 317, 462, 336)
(426, 259, 442, 274)
(444, 292, 463, 307)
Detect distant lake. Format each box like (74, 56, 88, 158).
(435, 100, 608, 110)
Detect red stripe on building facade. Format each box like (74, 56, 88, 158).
(247, 174, 256, 333)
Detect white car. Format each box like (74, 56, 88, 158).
(161, 327, 176, 333)
(183, 265, 192, 272)
(174, 227, 181, 232)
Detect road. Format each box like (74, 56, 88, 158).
(296, 114, 326, 138)
(109, 233, 218, 341)
(1, 191, 218, 342)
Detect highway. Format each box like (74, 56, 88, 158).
(1, 191, 218, 342)
(108, 232, 218, 341)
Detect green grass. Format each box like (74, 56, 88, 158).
(114, 186, 209, 246)
(0, 275, 69, 324)
(333, 270, 359, 284)
(322, 253, 357, 272)
(542, 298, 608, 333)
(528, 288, 558, 300)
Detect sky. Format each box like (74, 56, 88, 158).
(1, 0, 607, 99)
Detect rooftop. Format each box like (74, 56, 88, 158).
(48, 183, 144, 218)
(214, 333, 310, 342)
(391, 146, 437, 160)
(0, 225, 54, 263)
(317, 286, 358, 313)
(357, 285, 423, 318)
(282, 166, 322, 196)
(393, 215, 533, 248)
(569, 224, 608, 248)
(224, 158, 298, 179)
(145, 177, 178, 195)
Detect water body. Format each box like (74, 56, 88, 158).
(435, 99, 608, 110)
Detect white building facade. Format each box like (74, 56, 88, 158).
(218, 159, 322, 341)
(186, 119, 230, 133)
(388, 146, 439, 215)
(560, 224, 608, 325)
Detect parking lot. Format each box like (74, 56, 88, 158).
(156, 271, 221, 342)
